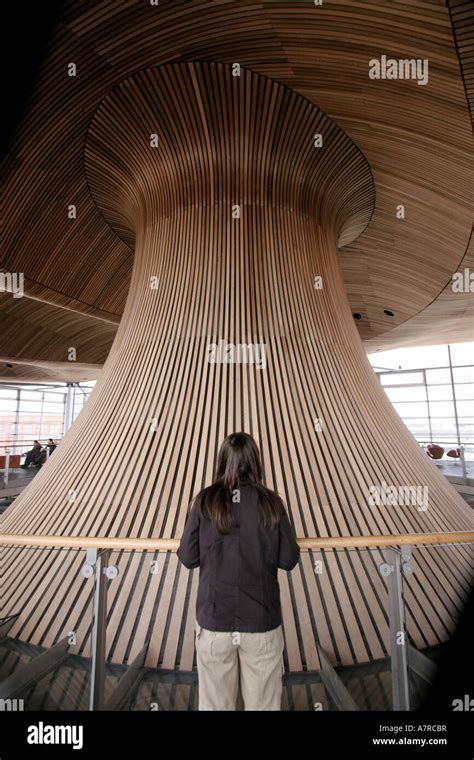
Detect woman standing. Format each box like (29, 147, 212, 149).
(177, 432, 300, 711)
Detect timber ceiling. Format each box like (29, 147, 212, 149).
(1, 0, 473, 381)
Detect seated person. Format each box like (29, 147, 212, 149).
(426, 443, 444, 460)
(36, 439, 57, 465)
(447, 448, 460, 458)
(21, 441, 44, 469)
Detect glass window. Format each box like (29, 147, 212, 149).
(453, 366, 474, 384)
(427, 401, 455, 418)
(43, 414, 63, 427)
(42, 402, 64, 414)
(369, 344, 449, 370)
(380, 372, 424, 386)
(430, 425, 457, 440)
(0, 400, 18, 413)
(384, 386, 427, 403)
(19, 401, 43, 413)
(454, 384, 474, 400)
(426, 368, 451, 384)
(18, 391, 42, 401)
(449, 343, 474, 366)
(459, 422, 474, 438)
(393, 401, 428, 417)
(456, 400, 474, 417)
(44, 392, 65, 402)
(0, 389, 19, 400)
(403, 420, 431, 439)
(427, 385, 453, 401)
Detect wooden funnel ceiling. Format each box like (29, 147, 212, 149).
(1, 62, 471, 672)
(1, 0, 473, 382)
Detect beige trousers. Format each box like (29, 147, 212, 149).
(195, 623, 285, 710)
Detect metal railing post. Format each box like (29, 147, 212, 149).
(459, 445, 467, 483)
(63, 383, 75, 434)
(81, 548, 119, 711)
(4, 448, 11, 485)
(380, 546, 412, 710)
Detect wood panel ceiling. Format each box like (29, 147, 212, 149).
(1, 0, 473, 382)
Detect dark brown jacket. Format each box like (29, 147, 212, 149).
(177, 482, 300, 632)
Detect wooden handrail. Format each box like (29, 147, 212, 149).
(0, 531, 472, 552)
(297, 532, 474, 550)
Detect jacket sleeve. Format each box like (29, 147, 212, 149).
(278, 502, 300, 570)
(177, 496, 201, 569)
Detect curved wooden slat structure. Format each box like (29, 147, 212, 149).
(365, 230, 474, 352)
(449, 0, 474, 123)
(1, 57, 472, 672)
(1, 0, 473, 382)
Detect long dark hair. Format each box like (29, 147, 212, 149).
(190, 432, 283, 535)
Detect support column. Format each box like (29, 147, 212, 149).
(1, 63, 471, 672)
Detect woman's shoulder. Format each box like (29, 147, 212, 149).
(190, 484, 214, 512)
(242, 482, 285, 506)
